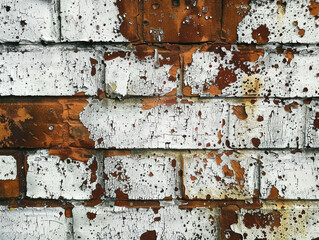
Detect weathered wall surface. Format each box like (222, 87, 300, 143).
(1, 0, 319, 239)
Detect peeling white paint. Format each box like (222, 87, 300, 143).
(184, 45, 319, 98)
(79, 98, 228, 149)
(0, 206, 71, 240)
(104, 151, 182, 199)
(0, 46, 103, 96)
(0, 155, 16, 180)
(230, 201, 319, 239)
(104, 49, 178, 97)
(183, 150, 259, 200)
(306, 101, 319, 147)
(228, 99, 305, 148)
(61, 0, 136, 42)
(73, 204, 220, 239)
(27, 150, 103, 200)
(0, 0, 59, 43)
(260, 151, 319, 199)
(237, 0, 319, 43)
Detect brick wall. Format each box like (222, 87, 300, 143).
(1, 0, 319, 239)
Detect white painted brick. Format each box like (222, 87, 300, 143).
(183, 150, 259, 200)
(104, 47, 178, 97)
(260, 151, 319, 199)
(237, 0, 319, 44)
(306, 101, 319, 147)
(0, 206, 71, 240)
(0, 0, 59, 43)
(0, 46, 103, 96)
(228, 99, 305, 148)
(79, 98, 228, 149)
(27, 150, 103, 200)
(61, 0, 138, 42)
(230, 202, 319, 240)
(73, 204, 219, 239)
(184, 46, 319, 98)
(0, 155, 16, 180)
(104, 151, 182, 200)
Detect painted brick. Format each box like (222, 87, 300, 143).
(183, 45, 319, 98)
(183, 150, 259, 200)
(224, 202, 319, 240)
(0, 150, 22, 198)
(79, 97, 228, 149)
(26, 150, 103, 200)
(0, 46, 103, 96)
(228, 99, 305, 148)
(0, 98, 94, 148)
(0, 0, 59, 43)
(103, 45, 179, 97)
(306, 101, 319, 147)
(234, 0, 319, 44)
(61, 0, 139, 42)
(73, 204, 220, 239)
(104, 150, 182, 200)
(260, 150, 319, 200)
(143, 0, 222, 42)
(0, 206, 71, 239)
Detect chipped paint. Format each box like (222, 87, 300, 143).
(26, 150, 103, 200)
(183, 150, 259, 200)
(0, 156, 16, 180)
(0, 46, 103, 96)
(73, 204, 220, 239)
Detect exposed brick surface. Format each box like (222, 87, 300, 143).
(1, 1, 319, 239)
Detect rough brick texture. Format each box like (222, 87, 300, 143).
(1, 0, 319, 239)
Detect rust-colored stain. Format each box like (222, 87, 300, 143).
(293, 21, 305, 37)
(86, 212, 97, 220)
(203, 83, 222, 96)
(243, 211, 282, 231)
(215, 67, 237, 90)
(230, 160, 245, 189)
(143, 0, 222, 42)
(251, 138, 261, 148)
(308, 1, 319, 16)
(314, 112, 319, 129)
(49, 148, 95, 162)
(140, 230, 156, 240)
(115, 188, 129, 200)
(223, 165, 234, 177)
(284, 102, 299, 113)
(232, 106, 248, 120)
(222, 0, 251, 43)
(268, 185, 280, 200)
(252, 25, 270, 44)
(284, 48, 294, 64)
(141, 97, 193, 110)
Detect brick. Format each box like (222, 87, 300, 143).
(0, 0, 59, 43)
(260, 150, 319, 200)
(73, 204, 219, 239)
(0, 206, 71, 239)
(306, 101, 319, 147)
(229, 0, 319, 44)
(223, 202, 319, 239)
(61, 0, 139, 42)
(183, 45, 319, 98)
(228, 99, 305, 148)
(104, 150, 182, 200)
(26, 150, 103, 200)
(0, 46, 103, 96)
(183, 150, 259, 200)
(0, 98, 94, 148)
(143, 0, 222, 42)
(79, 97, 228, 149)
(0, 150, 22, 198)
(104, 45, 179, 98)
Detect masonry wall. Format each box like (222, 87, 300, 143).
(0, 0, 319, 239)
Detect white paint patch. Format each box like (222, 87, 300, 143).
(79, 98, 228, 149)
(237, 0, 319, 43)
(230, 201, 319, 239)
(104, 49, 178, 97)
(228, 99, 305, 148)
(104, 151, 182, 199)
(73, 204, 220, 239)
(27, 150, 102, 200)
(183, 150, 259, 200)
(260, 151, 319, 199)
(0, 155, 17, 180)
(184, 45, 319, 98)
(0, 206, 71, 239)
(0, 46, 103, 96)
(0, 0, 59, 43)
(61, 0, 135, 42)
